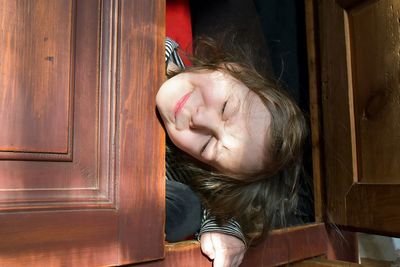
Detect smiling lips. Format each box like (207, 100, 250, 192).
(174, 92, 192, 118)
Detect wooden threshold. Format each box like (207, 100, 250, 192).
(293, 257, 393, 267)
(137, 223, 328, 266)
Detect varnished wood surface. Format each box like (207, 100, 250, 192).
(316, 0, 400, 235)
(138, 224, 328, 267)
(347, 184, 400, 235)
(0, 211, 119, 266)
(141, 241, 213, 267)
(305, 0, 324, 223)
(241, 224, 328, 266)
(0, 0, 166, 266)
(318, 0, 355, 226)
(294, 257, 392, 267)
(347, 0, 400, 184)
(117, 0, 165, 264)
(0, 0, 73, 156)
(325, 228, 358, 263)
(0, 0, 109, 210)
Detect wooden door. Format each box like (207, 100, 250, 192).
(317, 0, 400, 235)
(0, 0, 165, 266)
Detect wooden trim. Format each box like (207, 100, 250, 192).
(138, 223, 329, 266)
(335, 0, 365, 9)
(304, 0, 324, 223)
(346, 184, 400, 235)
(293, 258, 362, 266)
(241, 224, 328, 266)
(117, 0, 166, 264)
(294, 257, 392, 267)
(326, 228, 358, 262)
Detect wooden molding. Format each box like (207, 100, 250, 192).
(139, 223, 329, 266)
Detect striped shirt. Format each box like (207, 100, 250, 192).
(165, 37, 246, 246)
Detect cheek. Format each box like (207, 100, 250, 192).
(165, 127, 212, 163)
(196, 81, 226, 105)
(165, 126, 198, 155)
(199, 89, 225, 107)
(156, 76, 191, 115)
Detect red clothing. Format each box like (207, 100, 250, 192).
(166, 0, 192, 65)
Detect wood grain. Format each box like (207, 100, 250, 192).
(0, 0, 166, 265)
(348, 0, 400, 183)
(346, 184, 400, 235)
(326, 228, 358, 263)
(0, 0, 73, 158)
(294, 257, 392, 267)
(241, 224, 328, 266)
(0, 211, 119, 266)
(117, 0, 165, 264)
(305, 0, 324, 223)
(138, 224, 329, 267)
(316, 0, 400, 236)
(0, 0, 112, 211)
(318, 0, 355, 226)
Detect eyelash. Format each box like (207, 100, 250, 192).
(201, 100, 227, 154)
(201, 136, 212, 153)
(222, 100, 228, 115)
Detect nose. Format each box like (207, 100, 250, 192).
(191, 106, 223, 138)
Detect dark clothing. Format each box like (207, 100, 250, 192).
(166, 180, 202, 242)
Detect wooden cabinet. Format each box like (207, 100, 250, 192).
(0, 0, 165, 266)
(297, 0, 400, 265)
(317, 0, 400, 235)
(0, 0, 399, 266)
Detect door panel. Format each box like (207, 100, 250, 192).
(349, 0, 400, 183)
(318, 0, 400, 234)
(0, 0, 165, 265)
(0, 0, 73, 155)
(0, 0, 107, 210)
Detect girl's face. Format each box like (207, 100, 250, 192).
(156, 70, 271, 177)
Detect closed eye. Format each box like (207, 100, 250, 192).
(221, 100, 228, 115)
(201, 136, 212, 153)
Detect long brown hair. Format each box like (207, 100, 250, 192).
(167, 36, 308, 245)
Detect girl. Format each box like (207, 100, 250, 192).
(160, 37, 310, 267)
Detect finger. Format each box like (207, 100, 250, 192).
(232, 252, 244, 267)
(231, 255, 239, 267)
(213, 251, 231, 267)
(236, 253, 245, 266)
(200, 233, 216, 260)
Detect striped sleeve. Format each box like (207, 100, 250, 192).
(165, 37, 185, 69)
(198, 210, 247, 247)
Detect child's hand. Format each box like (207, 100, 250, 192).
(200, 232, 246, 267)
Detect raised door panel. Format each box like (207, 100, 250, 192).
(0, 0, 165, 265)
(318, 0, 400, 235)
(0, 0, 112, 209)
(0, 0, 72, 155)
